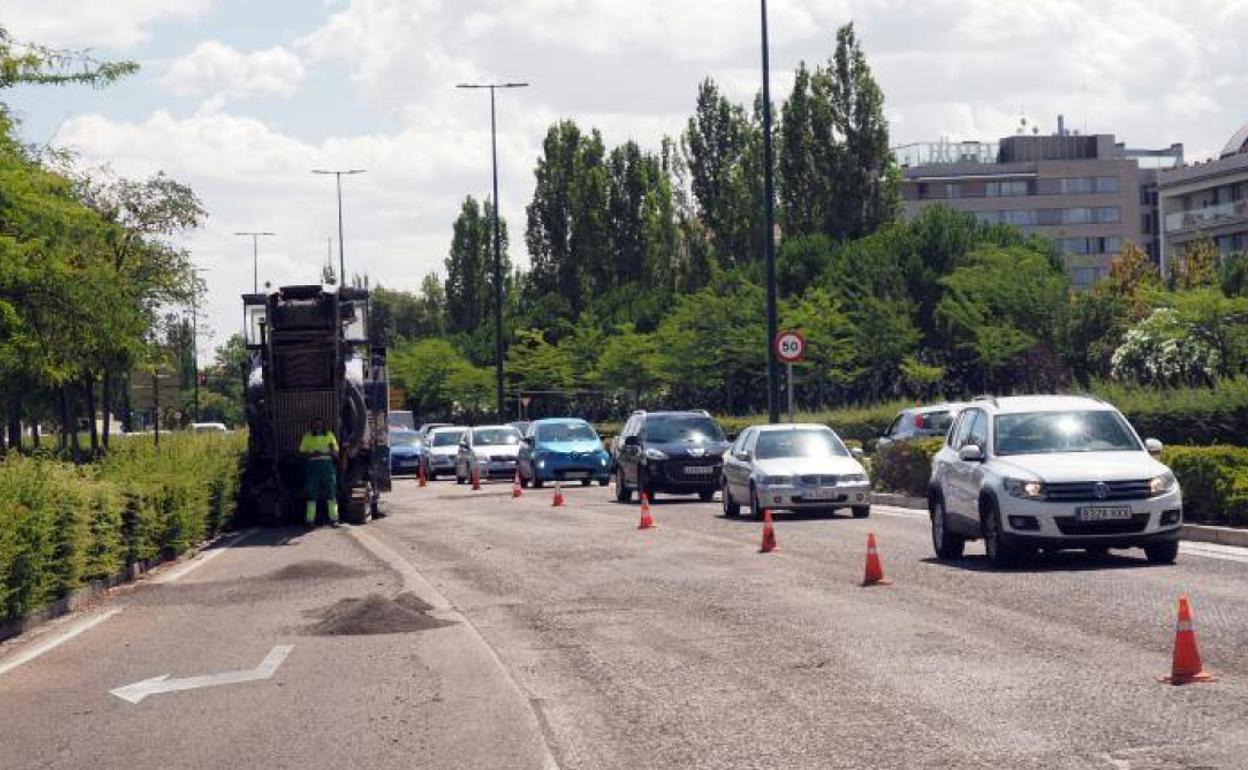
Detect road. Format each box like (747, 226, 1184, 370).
(3, 478, 1248, 769)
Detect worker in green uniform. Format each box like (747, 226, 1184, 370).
(299, 417, 340, 528)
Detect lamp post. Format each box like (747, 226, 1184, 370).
(311, 169, 366, 287)
(234, 231, 275, 293)
(760, 0, 780, 424)
(190, 268, 210, 423)
(457, 81, 529, 421)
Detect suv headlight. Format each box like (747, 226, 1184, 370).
(762, 475, 793, 486)
(644, 447, 668, 461)
(1149, 472, 1177, 496)
(841, 473, 867, 484)
(1004, 477, 1045, 500)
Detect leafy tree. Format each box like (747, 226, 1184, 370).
(1219, 251, 1248, 297)
(779, 63, 818, 237)
(445, 195, 508, 334)
(1173, 235, 1219, 290)
(780, 289, 858, 407)
(0, 25, 136, 91)
(1105, 241, 1162, 320)
(594, 325, 663, 405)
(505, 329, 576, 392)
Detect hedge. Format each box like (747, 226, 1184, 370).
(0, 432, 246, 623)
(1160, 445, 1248, 526)
(1097, 379, 1248, 447)
(870, 438, 945, 498)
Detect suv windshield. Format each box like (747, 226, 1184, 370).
(755, 429, 848, 460)
(390, 432, 420, 447)
(537, 423, 598, 443)
(994, 410, 1141, 456)
(643, 416, 724, 444)
(432, 430, 464, 447)
(474, 428, 521, 446)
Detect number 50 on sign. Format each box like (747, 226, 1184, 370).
(775, 331, 805, 364)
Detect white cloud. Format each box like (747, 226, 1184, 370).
(160, 41, 305, 99)
(2, 0, 211, 48)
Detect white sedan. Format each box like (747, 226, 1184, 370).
(721, 424, 871, 518)
(456, 425, 524, 483)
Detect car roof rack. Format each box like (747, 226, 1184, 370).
(972, 394, 998, 406)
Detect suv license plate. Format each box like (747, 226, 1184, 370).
(1077, 505, 1132, 522)
(684, 466, 713, 475)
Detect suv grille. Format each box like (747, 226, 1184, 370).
(1054, 513, 1151, 535)
(1044, 480, 1152, 502)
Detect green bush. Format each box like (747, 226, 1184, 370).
(1095, 378, 1248, 447)
(0, 432, 246, 622)
(870, 438, 944, 498)
(1161, 445, 1248, 526)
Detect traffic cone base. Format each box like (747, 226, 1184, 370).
(418, 465, 427, 488)
(511, 469, 523, 499)
(861, 532, 890, 586)
(759, 509, 778, 553)
(638, 493, 656, 529)
(471, 465, 481, 491)
(552, 481, 565, 507)
(1161, 596, 1215, 685)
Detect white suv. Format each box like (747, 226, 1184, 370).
(928, 395, 1182, 567)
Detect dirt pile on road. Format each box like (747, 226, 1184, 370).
(304, 592, 451, 635)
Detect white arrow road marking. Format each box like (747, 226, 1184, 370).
(110, 644, 293, 704)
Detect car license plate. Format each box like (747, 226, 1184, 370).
(684, 466, 713, 475)
(806, 488, 837, 500)
(564, 471, 588, 479)
(1077, 505, 1132, 522)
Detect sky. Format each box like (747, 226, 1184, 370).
(4, 0, 1248, 358)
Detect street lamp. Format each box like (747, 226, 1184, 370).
(759, 0, 780, 424)
(457, 81, 529, 421)
(311, 168, 366, 287)
(234, 231, 275, 293)
(190, 267, 210, 423)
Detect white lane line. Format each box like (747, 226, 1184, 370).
(875, 505, 1248, 564)
(151, 528, 259, 585)
(0, 609, 122, 678)
(350, 527, 562, 770)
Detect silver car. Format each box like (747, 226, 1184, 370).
(721, 424, 871, 518)
(456, 425, 523, 483)
(422, 426, 466, 480)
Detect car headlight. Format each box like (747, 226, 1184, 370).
(841, 473, 867, 483)
(1004, 477, 1045, 499)
(599, 457, 608, 466)
(1150, 472, 1177, 496)
(644, 447, 668, 461)
(762, 475, 793, 486)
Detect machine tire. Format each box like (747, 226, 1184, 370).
(615, 471, 632, 503)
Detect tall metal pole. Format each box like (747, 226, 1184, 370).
(191, 292, 199, 423)
(761, 0, 780, 424)
(312, 169, 365, 287)
(235, 232, 275, 293)
(489, 87, 505, 421)
(457, 81, 529, 421)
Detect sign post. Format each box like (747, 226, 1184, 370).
(774, 331, 806, 423)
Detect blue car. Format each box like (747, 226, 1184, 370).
(388, 429, 423, 476)
(518, 418, 611, 488)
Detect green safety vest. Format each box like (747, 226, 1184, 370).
(299, 431, 339, 460)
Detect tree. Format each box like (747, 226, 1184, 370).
(445, 196, 508, 334)
(1105, 241, 1162, 320)
(0, 25, 136, 91)
(1220, 251, 1248, 297)
(1173, 236, 1218, 290)
(779, 63, 819, 237)
(505, 329, 577, 393)
(595, 326, 663, 405)
(606, 141, 677, 289)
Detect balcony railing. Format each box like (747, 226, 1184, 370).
(1165, 200, 1248, 234)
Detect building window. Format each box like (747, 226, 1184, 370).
(917, 182, 929, 199)
(1071, 267, 1105, 288)
(1096, 176, 1120, 194)
(1095, 206, 1121, 224)
(986, 180, 1029, 197)
(1002, 209, 1037, 226)
(945, 183, 960, 199)
(1060, 178, 1093, 195)
(1062, 207, 1092, 225)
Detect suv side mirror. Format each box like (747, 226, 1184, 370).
(851, 447, 864, 459)
(958, 445, 984, 462)
(624, 435, 640, 447)
(736, 450, 752, 461)
(1145, 438, 1164, 455)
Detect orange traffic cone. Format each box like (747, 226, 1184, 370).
(471, 464, 481, 491)
(861, 532, 891, 586)
(638, 493, 656, 529)
(418, 463, 427, 488)
(512, 468, 523, 499)
(759, 509, 778, 553)
(1162, 596, 1216, 684)
(552, 481, 565, 507)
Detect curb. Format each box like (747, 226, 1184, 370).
(0, 528, 241, 645)
(871, 491, 1248, 548)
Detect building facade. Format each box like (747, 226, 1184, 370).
(896, 126, 1183, 289)
(1157, 124, 1248, 276)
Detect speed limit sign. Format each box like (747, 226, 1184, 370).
(775, 330, 806, 363)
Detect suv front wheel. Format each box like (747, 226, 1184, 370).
(722, 479, 739, 517)
(982, 499, 1018, 568)
(930, 496, 965, 560)
(1144, 540, 1179, 565)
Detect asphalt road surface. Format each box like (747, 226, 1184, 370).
(3, 478, 1248, 769)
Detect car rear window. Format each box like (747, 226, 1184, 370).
(916, 410, 956, 433)
(643, 416, 724, 443)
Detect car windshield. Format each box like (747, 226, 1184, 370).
(755, 429, 849, 460)
(993, 410, 1141, 456)
(432, 430, 465, 447)
(644, 416, 724, 443)
(390, 432, 420, 447)
(474, 428, 521, 446)
(537, 423, 598, 442)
